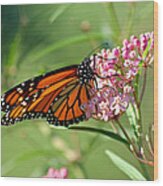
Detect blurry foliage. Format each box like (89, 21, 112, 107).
(1, 2, 154, 179)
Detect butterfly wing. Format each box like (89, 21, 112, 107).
(1, 65, 78, 112)
(1, 65, 94, 126)
(47, 81, 93, 126)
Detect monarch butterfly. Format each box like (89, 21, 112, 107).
(1, 54, 101, 127)
(1, 42, 114, 127)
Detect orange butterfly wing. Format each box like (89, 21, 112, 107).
(47, 82, 93, 126)
(1, 66, 77, 112)
(1, 65, 94, 126)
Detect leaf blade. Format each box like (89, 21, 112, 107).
(105, 150, 146, 180)
(69, 126, 129, 146)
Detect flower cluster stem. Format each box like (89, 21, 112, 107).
(115, 119, 138, 154)
(115, 119, 152, 180)
(139, 68, 148, 107)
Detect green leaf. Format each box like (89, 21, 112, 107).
(6, 33, 21, 67)
(69, 126, 129, 146)
(142, 39, 151, 59)
(49, 4, 71, 23)
(126, 103, 139, 138)
(126, 103, 137, 126)
(105, 150, 146, 180)
(16, 150, 57, 162)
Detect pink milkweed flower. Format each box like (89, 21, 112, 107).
(81, 31, 154, 122)
(112, 47, 120, 57)
(43, 167, 68, 179)
(109, 94, 129, 116)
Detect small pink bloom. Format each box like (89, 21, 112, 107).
(140, 34, 147, 43)
(123, 85, 133, 94)
(123, 39, 129, 47)
(125, 67, 138, 79)
(122, 50, 129, 59)
(84, 31, 154, 122)
(129, 51, 136, 59)
(124, 59, 132, 67)
(140, 43, 147, 52)
(112, 47, 120, 57)
(43, 167, 68, 179)
(150, 32, 154, 49)
(133, 59, 140, 66)
(130, 35, 137, 41)
(127, 43, 135, 50)
(133, 38, 141, 48)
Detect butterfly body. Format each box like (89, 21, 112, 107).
(77, 58, 94, 84)
(1, 57, 95, 127)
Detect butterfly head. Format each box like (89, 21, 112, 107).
(78, 57, 94, 84)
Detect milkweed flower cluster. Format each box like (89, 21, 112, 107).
(82, 32, 154, 121)
(43, 167, 68, 179)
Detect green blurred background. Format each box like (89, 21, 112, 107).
(1, 1, 154, 179)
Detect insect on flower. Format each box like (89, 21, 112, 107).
(1, 32, 154, 126)
(1, 44, 114, 127)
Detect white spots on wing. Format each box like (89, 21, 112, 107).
(21, 82, 25, 86)
(15, 118, 19, 122)
(1, 96, 4, 101)
(2, 102, 5, 106)
(5, 105, 10, 110)
(18, 97, 23, 102)
(30, 82, 34, 87)
(21, 101, 27, 106)
(28, 87, 33, 91)
(28, 82, 35, 91)
(33, 93, 38, 98)
(22, 108, 27, 113)
(17, 87, 23, 94)
(32, 98, 37, 102)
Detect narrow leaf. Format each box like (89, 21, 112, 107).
(49, 4, 71, 23)
(126, 103, 139, 138)
(7, 33, 21, 67)
(105, 150, 146, 180)
(69, 126, 129, 146)
(142, 39, 151, 59)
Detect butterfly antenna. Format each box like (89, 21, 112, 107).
(86, 42, 111, 58)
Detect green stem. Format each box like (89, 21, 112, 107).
(135, 74, 140, 100)
(116, 119, 151, 180)
(132, 83, 151, 180)
(139, 68, 148, 107)
(133, 91, 142, 142)
(115, 119, 138, 155)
